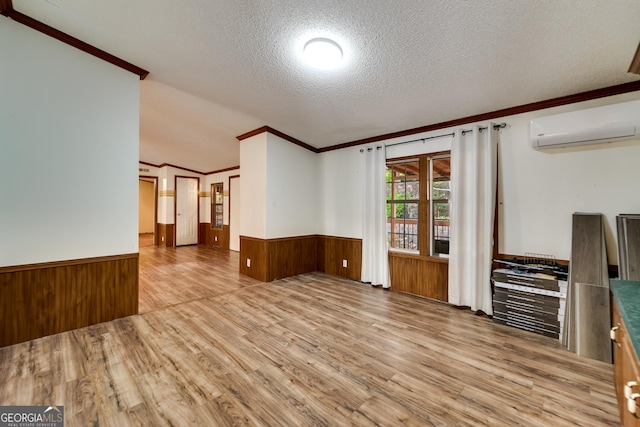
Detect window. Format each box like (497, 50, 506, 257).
(386, 160, 420, 251)
(211, 183, 223, 229)
(386, 153, 451, 257)
(430, 156, 451, 256)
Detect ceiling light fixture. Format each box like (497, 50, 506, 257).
(303, 38, 343, 70)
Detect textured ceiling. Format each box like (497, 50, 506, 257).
(12, 0, 640, 172)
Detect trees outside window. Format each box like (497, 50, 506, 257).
(386, 152, 451, 257)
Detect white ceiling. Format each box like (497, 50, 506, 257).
(13, 0, 640, 172)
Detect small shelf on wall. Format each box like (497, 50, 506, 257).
(211, 182, 223, 229)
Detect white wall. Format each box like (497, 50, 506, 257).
(319, 147, 364, 238)
(239, 133, 268, 238)
(497, 92, 640, 264)
(318, 91, 640, 265)
(0, 18, 139, 267)
(265, 134, 319, 238)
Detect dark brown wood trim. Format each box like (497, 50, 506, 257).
(0, 0, 13, 16)
(629, 42, 640, 74)
(236, 126, 319, 153)
(388, 251, 449, 264)
(319, 235, 362, 242)
(265, 234, 318, 243)
(140, 160, 240, 177)
(236, 126, 270, 141)
(0, 252, 138, 274)
(3, 7, 148, 79)
(140, 160, 203, 175)
(162, 162, 205, 175)
(318, 81, 640, 152)
(238, 235, 265, 243)
(205, 165, 240, 175)
(139, 160, 161, 168)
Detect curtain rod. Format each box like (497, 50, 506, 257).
(361, 122, 507, 151)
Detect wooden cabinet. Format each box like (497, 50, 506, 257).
(612, 299, 640, 426)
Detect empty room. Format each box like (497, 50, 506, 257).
(2, 1, 640, 426)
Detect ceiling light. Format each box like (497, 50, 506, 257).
(303, 38, 343, 70)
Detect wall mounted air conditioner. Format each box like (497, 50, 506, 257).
(530, 99, 640, 149)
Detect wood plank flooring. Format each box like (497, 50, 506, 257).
(138, 245, 257, 313)
(0, 246, 619, 426)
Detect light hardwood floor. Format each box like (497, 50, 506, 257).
(0, 246, 619, 426)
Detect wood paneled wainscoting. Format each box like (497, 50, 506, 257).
(240, 235, 318, 282)
(200, 223, 230, 249)
(317, 235, 362, 281)
(389, 251, 448, 301)
(240, 235, 362, 282)
(239, 235, 446, 302)
(0, 253, 139, 348)
(157, 223, 174, 247)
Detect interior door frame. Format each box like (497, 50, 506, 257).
(139, 175, 158, 245)
(228, 174, 240, 252)
(174, 175, 200, 246)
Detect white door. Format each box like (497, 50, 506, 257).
(176, 177, 198, 246)
(229, 176, 240, 252)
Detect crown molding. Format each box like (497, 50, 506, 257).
(236, 126, 319, 153)
(140, 160, 240, 176)
(2, 1, 148, 79)
(317, 80, 640, 152)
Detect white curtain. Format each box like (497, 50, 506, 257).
(361, 146, 390, 288)
(448, 124, 498, 314)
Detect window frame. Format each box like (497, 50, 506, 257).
(211, 182, 224, 229)
(386, 151, 451, 260)
(386, 158, 421, 253)
(429, 154, 451, 258)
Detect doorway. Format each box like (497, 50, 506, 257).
(229, 175, 240, 252)
(139, 176, 157, 247)
(175, 176, 199, 246)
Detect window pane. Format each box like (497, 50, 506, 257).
(432, 181, 450, 201)
(386, 159, 420, 252)
(432, 158, 450, 180)
(433, 201, 449, 220)
(405, 180, 419, 200)
(406, 202, 418, 219)
(431, 156, 451, 256)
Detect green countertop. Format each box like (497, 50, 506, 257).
(611, 280, 640, 359)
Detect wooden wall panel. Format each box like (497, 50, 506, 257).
(389, 252, 448, 301)
(267, 236, 318, 281)
(201, 224, 230, 249)
(213, 225, 230, 249)
(199, 223, 208, 244)
(317, 236, 326, 273)
(0, 254, 139, 348)
(157, 223, 174, 247)
(239, 236, 268, 282)
(318, 236, 362, 281)
(237, 235, 364, 282)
